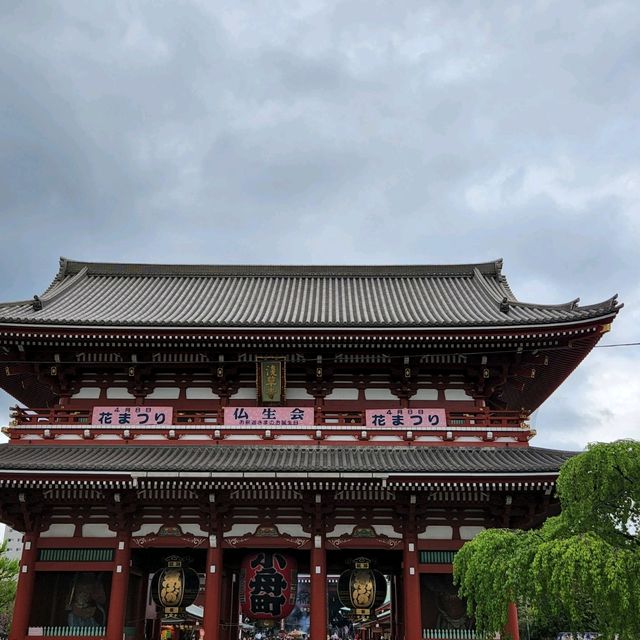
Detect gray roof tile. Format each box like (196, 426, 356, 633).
(0, 258, 620, 329)
(0, 444, 574, 475)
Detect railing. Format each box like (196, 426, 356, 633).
(9, 406, 529, 430)
(423, 630, 478, 639)
(28, 627, 105, 637)
(6, 405, 532, 444)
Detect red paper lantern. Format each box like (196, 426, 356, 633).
(239, 551, 298, 622)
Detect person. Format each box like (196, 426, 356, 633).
(435, 592, 470, 630)
(66, 573, 106, 627)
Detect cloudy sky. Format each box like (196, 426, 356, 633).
(0, 1, 638, 450)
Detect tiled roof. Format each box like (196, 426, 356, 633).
(0, 257, 620, 329)
(0, 444, 574, 475)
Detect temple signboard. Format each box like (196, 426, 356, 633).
(224, 406, 313, 426)
(365, 408, 447, 428)
(91, 406, 174, 426)
(257, 357, 286, 404)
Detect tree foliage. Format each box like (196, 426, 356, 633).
(453, 440, 640, 640)
(0, 540, 19, 634)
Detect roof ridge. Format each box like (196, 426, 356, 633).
(58, 257, 504, 278)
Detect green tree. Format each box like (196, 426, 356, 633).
(0, 540, 19, 635)
(453, 440, 640, 640)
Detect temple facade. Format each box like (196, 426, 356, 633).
(0, 259, 621, 640)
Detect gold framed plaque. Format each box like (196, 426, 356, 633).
(256, 357, 286, 404)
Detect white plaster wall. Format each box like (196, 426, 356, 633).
(412, 388, 438, 400)
(83, 524, 116, 538)
(368, 524, 402, 539)
(444, 388, 473, 400)
(40, 524, 76, 538)
(364, 388, 396, 400)
(231, 387, 257, 400)
(327, 525, 356, 537)
(418, 526, 453, 540)
(460, 526, 486, 540)
(225, 524, 260, 537)
(325, 388, 358, 400)
(146, 387, 180, 399)
(276, 524, 308, 538)
(72, 387, 101, 399)
(132, 523, 161, 536)
(179, 524, 209, 536)
(286, 388, 315, 400)
(186, 388, 220, 399)
(106, 388, 135, 399)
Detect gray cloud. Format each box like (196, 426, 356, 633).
(1, 0, 638, 448)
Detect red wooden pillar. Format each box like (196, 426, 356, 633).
(310, 541, 327, 640)
(402, 539, 421, 640)
(504, 602, 520, 640)
(9, 532, 38, 640)
(134, 574, 147, 640)
(106, 533, 131, 640)
(203, 545, 223, 640)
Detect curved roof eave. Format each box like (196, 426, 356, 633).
(0, 312, 620, 334)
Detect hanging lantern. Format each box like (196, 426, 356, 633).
(151, 556, 200, 619)
(337, 557, 386, 619)
(239, 551, 298, 623)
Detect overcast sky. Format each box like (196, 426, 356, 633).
(0, 1, 638, 450)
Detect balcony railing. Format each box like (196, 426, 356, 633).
(9, 406, 529, 430)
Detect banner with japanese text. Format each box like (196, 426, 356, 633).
(224, 406, 313, 426)
(91, 406, 173, 426)
(365, 408, 447, 428)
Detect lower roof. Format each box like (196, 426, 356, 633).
(0, 444, 574, 476)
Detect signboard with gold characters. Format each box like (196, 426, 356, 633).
(257, 357, 286, 404)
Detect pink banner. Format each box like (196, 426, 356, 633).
(91, 406, 173, 426)
(224, 406, 313, 426)
(365, 408, 447, 428)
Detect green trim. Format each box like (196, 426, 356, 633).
(38, 548, 114, 562)
(419, 550, 456, 564)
